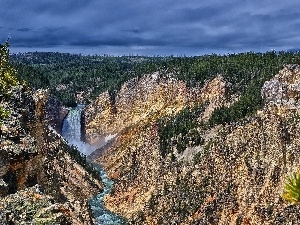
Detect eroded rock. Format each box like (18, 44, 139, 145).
(0, 86, 103, 224)
(88, 67, 300, 224)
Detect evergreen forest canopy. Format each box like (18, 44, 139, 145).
(10, 50, 300, 126)
(0, 42, 19, 122)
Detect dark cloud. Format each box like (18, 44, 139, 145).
(124, 27, 143, 34)
(1, 0, 300, 55)
(32, 1, 93, 15)
(16, 28, 32, 32)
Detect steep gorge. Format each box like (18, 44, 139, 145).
(84, 72, 230, 145)
(4, 44, 300, 224)
(84, 65, 300, 224)
(0, 86, 103, 224)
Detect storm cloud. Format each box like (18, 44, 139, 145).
(1, 0, 300, 55)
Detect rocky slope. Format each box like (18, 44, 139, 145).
(85, 65, 300, 224)
(0, 86, 103, 224)
(83, 72, 231, 145)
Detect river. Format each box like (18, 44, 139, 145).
(62, 105, 127, 225)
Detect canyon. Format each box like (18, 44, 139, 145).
(0, 87, 103, 224)
(2, 44, 300, 224)
(83, 65, 300, 224)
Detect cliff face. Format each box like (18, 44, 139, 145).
(261, 64, 300, 112)
(0, 87, 103, 224)
(45, 94, 68, 133)
(86, 66, 300, 224)
(83, 73, 230, 145)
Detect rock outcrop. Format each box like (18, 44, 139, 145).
(86, 66, 300, 224)
(262, 64, 300, 112)
(0, 86, 103, 224)
(45, 93, 68, 133)
(83, 72, 230, 145)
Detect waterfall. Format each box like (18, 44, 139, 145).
(62, 105, 94, 155)
(62, 105, 127, 225)
(62, 105, 82, 142)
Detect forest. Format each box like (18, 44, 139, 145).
(11, 50, 300, 159)
(11, 50, 300, 126)
(11, 52, 163, 106)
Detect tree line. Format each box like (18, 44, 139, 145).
(11, 50, 300, 127)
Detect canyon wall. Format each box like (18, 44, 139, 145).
(45, 94, 68, 133)
(0, 87, 103, 224)
(83, 73, 230, 145)
(85, 66, 300, 224)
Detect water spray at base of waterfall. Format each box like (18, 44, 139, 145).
(62, 105, 127, 225)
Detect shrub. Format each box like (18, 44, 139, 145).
(0, 41, 18, 124)
(61, 142, 100, 179)
(282, 172, 300, 204)
(158, 104, 205, 157)
(0, 41, 18, 95)
(0, 106, 9, 125)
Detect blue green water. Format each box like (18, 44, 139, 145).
(89, 164, 127, 225)
(62, 106, 127, 225)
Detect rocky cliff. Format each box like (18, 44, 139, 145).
(0, 86, 103, 224)
(85, 66, 300, 224)
(45, 93, 68, 133)
(83, 72, 231, 146)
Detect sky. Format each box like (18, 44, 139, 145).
(1, 0, 300, 56)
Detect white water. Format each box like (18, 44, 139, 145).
(62, 105, 96, 155)
(62, 106, 127, 225)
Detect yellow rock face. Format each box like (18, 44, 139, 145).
(83, 72, 230, 145)
(86, 66, 300, 224)
(83, 72, 237, 223)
